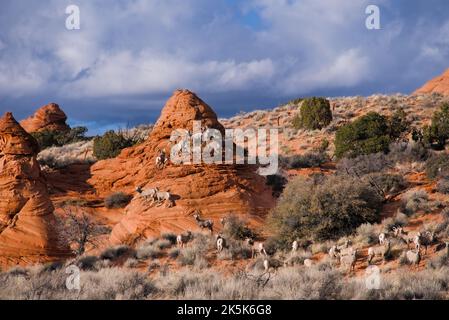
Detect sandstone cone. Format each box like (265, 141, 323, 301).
(20, 103, 70, 133)
(0, 112, 68, 266)
(414, 68, 449, 96)
(89, 89, 276, 244)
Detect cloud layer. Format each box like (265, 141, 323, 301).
(1, 0, 449, 133)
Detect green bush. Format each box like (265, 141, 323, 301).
(388, 108, 411, 140)
(293, 97, 332, 130)
(222, 215, 255, 240)
(268, 175, 383, 245)
(31, 126, 88, 149)
(266, 174, 287, 197)
(93, 130, 135, 160)
(280, 151, 328, 169)
(334, 112, 391, 159)
(422, 103, 449, 149)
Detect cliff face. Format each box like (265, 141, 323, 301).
(20, 103, 70, 133)
(89, 89, 275, 244)
(0, 112, 67, 266)
(414, 68, 449, 96)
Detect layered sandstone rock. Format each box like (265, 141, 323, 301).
(414, 68, 449, 96)
(89, 89, 275, 244)
(20, 103, 70, 133)
(0, 112, 67, 266)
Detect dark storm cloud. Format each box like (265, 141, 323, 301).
(0, 0, 448, 133)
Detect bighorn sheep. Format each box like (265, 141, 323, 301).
(328, 245, 340, 259)
(176, 231, 192, 248)
(406, 249, 421, 266)
(135, 186, 158, 203)
(303, 258, 313, 268)
(367, 240, 391, 264)
(392, 226, 404, 238)
(155, 149, 168, 169)
(340, 249, 357, 273)
(419, 231, 436, 254)
(193, 212, 214, 233)
(216, 234, 227, 252)
(338, 240, 355, 257)
(245, 238, 267, 258)
(153, 190, 175, 208)
(263, 258, 281, 273)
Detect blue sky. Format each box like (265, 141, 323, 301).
(0, 0, 448, 135)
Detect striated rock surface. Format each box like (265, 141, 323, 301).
(20, 103, 70, 133)
(0, 112, 68, 267)
(414, 68, 449, 96)
(89, 89, 275, 244)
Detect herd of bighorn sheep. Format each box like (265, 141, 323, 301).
(327, 226, 446, 272)
(134, 180, 447, 274)
(172, 214, 448, 274)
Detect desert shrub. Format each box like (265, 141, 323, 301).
(381, 211, 409, 232)
(93, 130, 136, 160)
(136, 244, 163, 260)
(168, 248, 180, 259)
(337, 153, 390, 175)
(401, 190, 430, 215)
(100, 245, 133, 261)
(40, 261, 64, 273)
(37, 140, 96, 169)
(334, 112, 391, 159)
(177, 234, 211, 266)
(222, 215, 255, 240)
(178, 247, 198, 266)
(422, 103, 449, 149)
(310, 241, 332, 255)
(104, 192, 132, 209)
(425, 153, 449, 180)
(355, 223, 378, 245)
(365, 173, 408, 195)
(124, 258, 139, 268)
(153, 239, 173, 250)
(266, 174, 287, 197)
(388, 141, 430, 163)
(263, 266, 345, 299)
(437, 177, 449, 194)
(292, 97, 332, 130)
(79, 268, 157, 299)
(161, 233, 177, 245)
(76, 255, 100, 271)
(225, 239, 252, 260)
(31, 126, 89, 150)
(268, 175, 383, 245)
(280, 151, 328, 169)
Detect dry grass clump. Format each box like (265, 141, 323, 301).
(37, 140, 96, 169)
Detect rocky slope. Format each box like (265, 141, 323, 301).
(0, 112, 68, 266)
(414, 68, 449, 96)
(20, 103, 70, 133)
(89, 89, 275, 244)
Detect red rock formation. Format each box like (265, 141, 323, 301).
(0, 112, 68, 267)
(20, 103, 70, 133)
(414, 68, 449, 96)
(89, 89, 275, 244)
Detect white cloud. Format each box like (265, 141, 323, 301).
(61, 50, 275, 97)
(0, 0, 449, 104)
